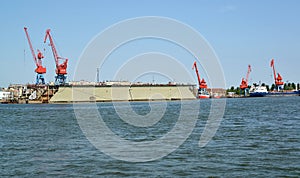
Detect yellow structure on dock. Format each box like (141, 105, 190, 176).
(50, 84, 197, 103)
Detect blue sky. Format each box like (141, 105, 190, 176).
(0, 0, 299, 88)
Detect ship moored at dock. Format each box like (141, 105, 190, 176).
(249, 84, 300, 97)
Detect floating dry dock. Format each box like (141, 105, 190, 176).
(1, 83, 198, 103)
(51, 84, 196, 103)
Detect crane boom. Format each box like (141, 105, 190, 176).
(44, 29, 68, 85)
(192, 61, 201, 87)
(24, 27, 45, 72)
(24, 27, 46, 84)
(270, 59, 277, 83)
(24, 27, 38, 66)
(245, 64, 251, 83)
(44, 29, 68, 70)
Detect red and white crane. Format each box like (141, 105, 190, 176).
(240, 64, 251, 89)
(270, 59, 284, 89)
(44, 29, 68, 85)
(24, 27, 46, 84)
(192, 61, 209, 99)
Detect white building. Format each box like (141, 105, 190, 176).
(0, 91, 11, 100)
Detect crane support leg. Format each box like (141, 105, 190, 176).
(244, 88, 249, 96)
(36, 74, 45, 85)
(55, 74, 67, 86)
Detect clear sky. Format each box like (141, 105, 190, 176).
(0, 0, 299, 88)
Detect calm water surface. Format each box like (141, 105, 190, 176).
(1, 97, 299, 177)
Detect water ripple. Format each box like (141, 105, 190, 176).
(1, 97, 300, 177)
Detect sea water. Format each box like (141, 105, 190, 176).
(1, 97, 299, 177)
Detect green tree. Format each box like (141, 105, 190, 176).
(230, 86, 235, 91)
(270, 84, 275, 91)
(235, 87, 241, 95)
(226, 86, 236, 94)
(291, 83, 296, 90)
(285, 83, 293, 90)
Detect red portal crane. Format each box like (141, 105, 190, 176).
(192, 61, 209, 99)
(24, 27, 46, 84)
(44, 29, 68, 85)
(240, 64, 251, 89)
(192, 61, 207, 89)
(270, 59, 284, 89)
